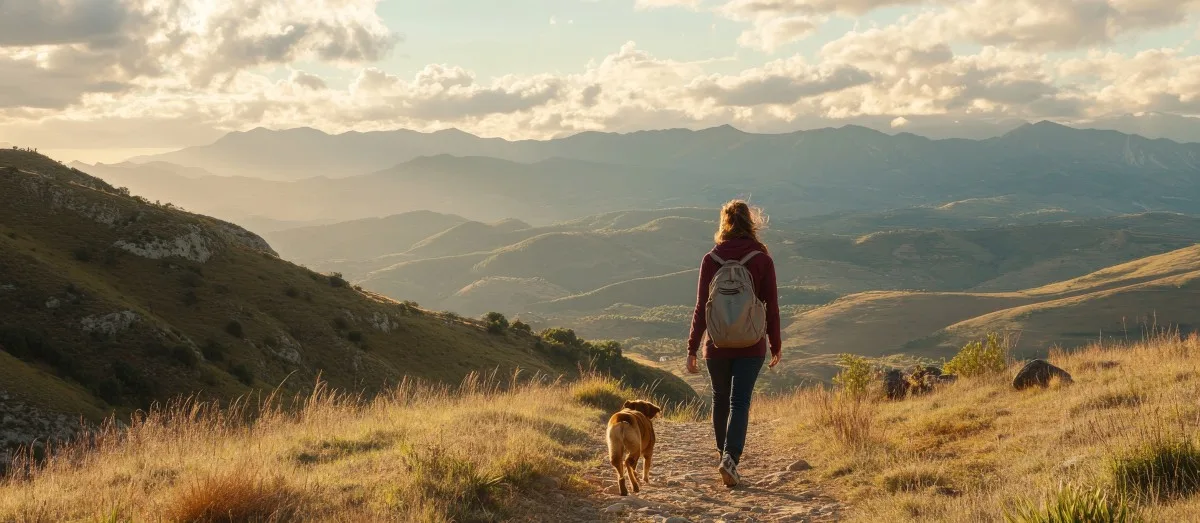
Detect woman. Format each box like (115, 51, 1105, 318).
(686, 199, 781, 488)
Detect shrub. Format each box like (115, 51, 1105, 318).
(511, 320, 532, 334)
(332, 317, 349, 331)
(832, 354, 874, 398)
(201, 340, 226, 362)
(182, 290, 199, 306)
(1110, 436, 1200, 502)
(166, 471, 303, 522)
(811, 389, 875, 450)
(1006, 484, 1140, 523)
(569, 376, 628, 412)
(179, 272, 202, 288)
(347, 331, 364, 343)
(71, 247, 91, 262)
(171, 346, 199, 368)
(943, 332, 1008, 378)
(483, 312, 509, 334)
(328, 273, 347, 288)
(225, 320, 244, 339)
(230, 363, 254, 386)
(285, 286, 299, 298)
(540, 328, 580, 347)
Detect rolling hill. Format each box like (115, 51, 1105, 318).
(783, 243, 1200, 365)
(0, 150, 694, 461)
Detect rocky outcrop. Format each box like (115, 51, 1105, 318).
(18, 174, 124, 226)
(80, 311, 139, 336)
(1012, 359, 1073, 390)
(882, 369, 908, 400)
(210, 220, 278, 256)
(113, 227, 213, 263)
(0, 390, 82, 471)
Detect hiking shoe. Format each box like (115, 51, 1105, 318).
(718, 453, 740, 487)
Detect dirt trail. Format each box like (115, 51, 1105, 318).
(529, 420, 844, 523)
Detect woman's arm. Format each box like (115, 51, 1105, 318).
(762, 255, 782, 356)
(686, 257, 715, 356)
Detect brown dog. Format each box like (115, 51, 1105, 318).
(606, 399, 661, 496)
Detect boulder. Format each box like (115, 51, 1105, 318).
(882, 369, 908, 400)
(1012, 359, 1073, 390)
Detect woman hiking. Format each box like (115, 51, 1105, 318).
(686, 199, 781, 488)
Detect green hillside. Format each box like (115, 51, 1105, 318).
(265, 210, 467, 265)
(0, 150, 695, 460)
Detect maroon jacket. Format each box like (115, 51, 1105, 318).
(686, 237, 781, 359)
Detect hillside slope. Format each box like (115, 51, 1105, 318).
(0, 151, 695, 459)
(785, 243, 1200, 362)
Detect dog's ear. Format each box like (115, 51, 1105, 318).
(622, 400, 634, 410)
(644, 401, 662, 419)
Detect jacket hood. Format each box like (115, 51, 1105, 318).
(710, 237, 767, 262)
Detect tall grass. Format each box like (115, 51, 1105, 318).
(0, 371, 636, 522)
(756, 330, 1200, 522)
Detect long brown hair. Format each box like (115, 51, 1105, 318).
(714, 199, 768, 253)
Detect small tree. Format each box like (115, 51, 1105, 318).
(832, 354, 874, 398)
(225, 320, 244, 339)
(511, 320, 532, 334)
(943, 333, 1008, 378)
(483, 312, 509, 334)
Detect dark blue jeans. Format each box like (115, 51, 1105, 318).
(706, 356, 765, 465)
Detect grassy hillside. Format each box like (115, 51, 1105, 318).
(0, 372, 697, 521)
(0, 150, 695, 459)
(785, 243, 1200, 366)
(265, 211, 467, 265)
(759, 334, 1200, 522)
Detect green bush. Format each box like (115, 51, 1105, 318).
(332, 317, 349, 331)
(347, 331, 364, 343)
(285, 286, 299, 298)
(943, 333, 1008, 378)
(201, 340, 226, 362)
(230, 363, 254, 386)
(328, 272, 348, 288)
(182, 290, 200, 306)
(483, 312, 509, 334)
(225, 320, 244, 339)
(1006, 484, 1140, 523)
(170, 346, 198, 368)
(833, 354, 874, 398)
(1110, 436, 1200, 502)
(71, 247, 91, 262)
(511, 320, 532, 334)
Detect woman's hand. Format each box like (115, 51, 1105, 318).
(686, 354, 700, 374)
(769, 352, 781, 369)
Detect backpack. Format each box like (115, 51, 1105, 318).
(704, 251, 768, 349)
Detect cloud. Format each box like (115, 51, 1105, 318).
(689, 59, 873, 106)
(0, 0, 131, 47)
(634, 0, 703, 10)
(289, 70, 328, 91)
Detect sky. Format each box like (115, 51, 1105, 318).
(1, 0, 1200, 160)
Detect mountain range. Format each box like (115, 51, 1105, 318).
(71, 122, 1200, 235)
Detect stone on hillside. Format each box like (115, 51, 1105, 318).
(113, 227, 214, 263)
(80, 310, 139, 335)
(1012, 359, 1073, 390)
(883, 369, 908, 400)
(786, 459, 812, 471)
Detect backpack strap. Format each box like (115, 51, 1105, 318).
(738, 251, 761, 264)
(708, 253, 727, 265)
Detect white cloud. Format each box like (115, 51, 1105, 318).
(634, 0, 703, 10)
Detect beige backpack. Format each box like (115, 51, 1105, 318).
(705, 252, 768, 348)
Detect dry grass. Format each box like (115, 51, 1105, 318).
(757, 331, 1200, 522)
(0, 372, 640, 522)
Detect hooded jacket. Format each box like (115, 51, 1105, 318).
(686, 237, 781, 359)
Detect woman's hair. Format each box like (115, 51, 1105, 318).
(714, 199, 769, 251)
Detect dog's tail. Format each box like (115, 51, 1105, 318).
(606, 417, 641, 476)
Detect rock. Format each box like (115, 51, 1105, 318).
(1012, 359, 1073, 390)
(80, 310, 139, 335)
(113, 226, 214, 263)
(603, 503, 629, 513)
(883, 369, 908, 399)
(786, 459, 812, 471)
(45, 297, 60, 309)
(665, 518, 691, 523)
(532, 475, 561, 491)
